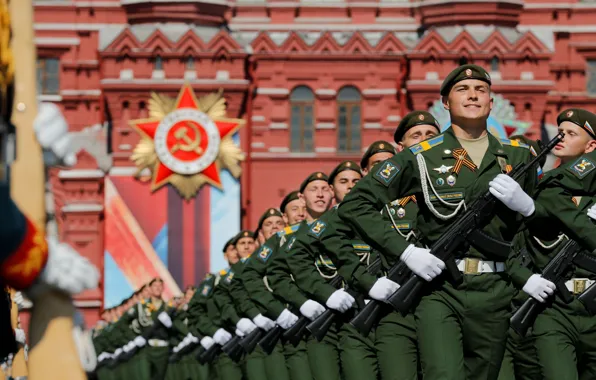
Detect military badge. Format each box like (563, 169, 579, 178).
(569, 157, 595, 178)
(436, 178, 445, 186)
(397, 208, 406, 218)
(286, 236, 297, 251)
(465, 68, 472, 76)
(129, 86, 245, 200)
(309, 221, 327, 237)
(567, 110, 574, 117)
(258, 245, 272, 262)
(418, 114, 425, 121)
(225, 272, 235, 284)
(374, 162, 399, 185)
(201, 285, 211, 296)
(433, 165, 453, 174)
(447, 175, 457, 186)
(585, 121, 595, 136)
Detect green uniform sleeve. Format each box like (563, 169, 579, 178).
(268, 234, 309, 309)
(213, 269, 242, 328)
(243, 237, 287, 319)
(338, 153, 418, 260)
(505, 229, 534, 288)
(287, 222, 337, 305)
(320, 210, 378, 293)
(229, 261, 262, 319)
(532, 155, 596, 252)
(188, 279, 220, 336)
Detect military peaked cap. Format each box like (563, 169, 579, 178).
(232, 230, 255, 245)
(328, 161, 362, 185)
(299, 172, 329, 193)
(222, 236, 235, 253)
(360, 141, 396, 169)
(257, 208, 283, 231)
(280, 190, 300, 212)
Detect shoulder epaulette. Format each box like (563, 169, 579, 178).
(205, 273, 213, 279)
(499, 138, 528, 149)
(140, 298, 146, 305)
(219, 268, 229, 276)
(277, 223, 301, 237)
(409, 135, 445, 155)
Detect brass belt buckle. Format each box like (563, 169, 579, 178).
(464, 258, 480, 275)
(573, 279, 588, 294)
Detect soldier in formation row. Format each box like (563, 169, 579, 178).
(90, 64, 596, 380)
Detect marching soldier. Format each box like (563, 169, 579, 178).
(512, 109, 596, 379)
(337, 64, 539, 380)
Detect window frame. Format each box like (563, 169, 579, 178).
(336, 86, 362, 153)
(289, 86, 315, 153)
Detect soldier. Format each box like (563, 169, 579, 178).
(267, 172, 339, 380)
(240, 191, 311, 380)
(338, 64, 539, 380)
(509, 109, 596, 379)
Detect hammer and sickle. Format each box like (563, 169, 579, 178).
(170, 121, 203, 155)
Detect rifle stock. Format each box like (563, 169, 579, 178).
(258, 326, 283, 355)
(282, 316, 309, 346)
(239, 328, 263, 354)
(198, 343, 220, 364)
(509, 298, 544, 337)
(386, 133, 563, 315)
(221, 335, 244, 362)
(578, 282, 596, 313)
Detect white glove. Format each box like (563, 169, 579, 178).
(158, 312, 172, 328)
(28, 237, 100, 298)
(299, 299, 326, 321)
(587, 204, 596, 220)
(326, 289, 355, 312)
(134, 336, 146, 347)
(276, 309, 298, 329)
(368, 276, 401, 302)
(523, 274, 556, 303)
(173, 344, 181, 353)
(235, 328, 244, 337)
(200, 336, 215, 350)
(186, 332, 198, 343)
(97, 352, 109, 362)
(122, 343, 132, 353)
(236, 318, 257, 335)
(34, 102, 77, 166)
(400, 244, 445, 282)
(213, 328, 232, 345)
(114, 348, 122, 357)
(14, 328, 26, 344)
(253, 314, 276, 331)
(13, 292, 24, 309)
(489, 174, 535, 217)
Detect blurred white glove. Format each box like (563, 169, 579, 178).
(97, 352, 109, 362)
(173, 344, 181, 353)
(253, 314, 276, 331)
(236, 318, 257, 335)
(368, 276, 401, 302)
(276, 309, 298, 329)
(299, 300, 325, 321)
(200, 336, 215, 350)
(34, 102, 77, 166)
(587, 204, 596, 220)
(114, 348, 122, 357)
(28, 236, 99, 298)
(158, 312, 172, 328)
(122, 343, 132, 353)
(134, 336, 146, 347)
(12, 291, 24, 309)
(326, 289, 355, 312)
(523, 274, 556, 303)
(213, 328, 232, 345)
(14, 328, 26, 345)
(186, 333, 199, 343)
(400, 244, 445, 281)
(489, 174, 535, 217)
(235, 328, 244, 337)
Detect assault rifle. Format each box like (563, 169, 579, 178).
(258, 325, 284, 355)
(197, 330, 244, 364)
(239, 327, 264, 354)
(384, 132, 563, 315)
(308, 257, 383, 341)
(509, 239, 580, 337)
(282, 313, 310, 346)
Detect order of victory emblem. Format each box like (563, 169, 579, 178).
(130, 85, 245, 199)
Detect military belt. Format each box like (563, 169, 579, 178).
(455, 258, 505, 274)
(565, 278, 596, 294)
(148, 339, 168, 347)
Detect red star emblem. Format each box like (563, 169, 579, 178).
(130, 85, 243, 192)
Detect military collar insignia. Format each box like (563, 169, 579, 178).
(286, 236, 297, 251)
(499, 138, 529, 149)
(374, 162, 400, 186)
(201, 285, 211, 296)
(309, 221, 327, 237)
(568, 157, 596, 178)
(258, 245, 273, 262)
(225, 271, 235, 283)
(409, 135, 445, 155)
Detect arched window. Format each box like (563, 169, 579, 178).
(154, 55, 163, 70)
(290, 86, 315, 153)
(490, 56, 499, 72)
(337, 86, 361, 153)
(185, 56, 194, 70)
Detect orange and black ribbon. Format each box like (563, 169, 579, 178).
(451, 148, 476, 174)
(398, 195, 417, 207)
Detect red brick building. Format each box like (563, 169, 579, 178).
(32, 0, 596, 323)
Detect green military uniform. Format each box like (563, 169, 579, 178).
(518, 109, 596, 379)
(337, 65, 538, 380)
(135, 297, 172, 380)
(93, 320, 116, 380)
(189, 270, 243, 380)
(268, 218, 342, 380)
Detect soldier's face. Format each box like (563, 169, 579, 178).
(236, 237, 256, 258)
(555, 121, 596, 163)
(444, 79, 493, 124)
(363, 152, 394, 175)
(399, 125, 439, 150)
(141, 287, 151, 299)
(300, 180, 332, 217)
(150, 281, 164, 297)
(185, 288, 195, 302)
(331, 170, 361, 203)
(262, 216, 285, 240)
(283, 199, 306, 225)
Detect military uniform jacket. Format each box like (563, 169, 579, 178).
(212, 265, 243, 329)
(229, 257, 263, 320)
(338, 128, 537, 278)
(267, 222, 312, 310)
(241, 230, 295, 319)
(187, 273, 220, 337)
